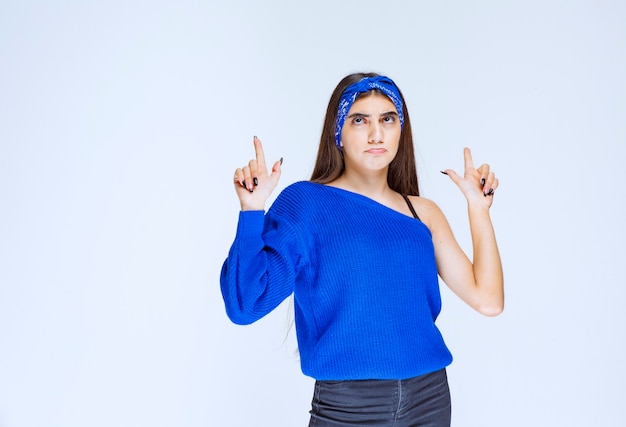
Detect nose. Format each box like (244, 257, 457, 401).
(368, 121, 383, 144)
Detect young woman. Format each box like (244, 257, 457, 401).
(220, 72, 503, 426)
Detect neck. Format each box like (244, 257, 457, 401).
(330, 169, 393, 199)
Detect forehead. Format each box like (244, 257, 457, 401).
(349, 92, 397, 113)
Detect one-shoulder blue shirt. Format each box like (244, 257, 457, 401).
(220, 181, 452, 380)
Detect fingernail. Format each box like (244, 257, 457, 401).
(253, 177, 258, 186)
(440, 171, 448, 175)
(487, 188, 494, 196)
(242, 180, 247, 188)
(280, 157, 283, 165)
(253, 135, 257, 140)
(481, 178, 486, 186)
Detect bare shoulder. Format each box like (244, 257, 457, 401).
(406, 195, 448, 231)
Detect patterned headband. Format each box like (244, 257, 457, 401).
(334, 76, 405, 149)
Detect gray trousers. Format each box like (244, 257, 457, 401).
(308, 368, 451, 427)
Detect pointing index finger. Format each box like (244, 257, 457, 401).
(254, 136, 268, 175)
(463, 147, 475, 171)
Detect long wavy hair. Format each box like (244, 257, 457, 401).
(309, 72, 420, 196)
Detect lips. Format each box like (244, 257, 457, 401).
(366, 148, 387, 154)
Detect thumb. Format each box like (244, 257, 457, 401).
(270, 157, 283, 183)
(441, 169, 462, 186)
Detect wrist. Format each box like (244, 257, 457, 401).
(467, 201, 491, 216)
(240, 201, 266, 211)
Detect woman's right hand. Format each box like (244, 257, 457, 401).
(233, 136, 282, 211)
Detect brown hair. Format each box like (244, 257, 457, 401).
(309, 72, 420, 196)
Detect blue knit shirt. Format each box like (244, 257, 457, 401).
(220, 181, 452, 380)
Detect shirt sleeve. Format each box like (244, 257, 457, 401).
(219, 208, 306, 325)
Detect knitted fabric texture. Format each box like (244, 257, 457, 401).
(220, 181, 452, 380)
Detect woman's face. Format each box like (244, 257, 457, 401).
(340, 92, 401, 174)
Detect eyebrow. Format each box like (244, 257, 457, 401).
(347, 111, 399, 119)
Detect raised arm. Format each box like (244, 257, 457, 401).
(433, 147, 504, 316)
(221, 137, 294, 325)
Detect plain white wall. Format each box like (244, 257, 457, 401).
(1, 1, 624, 426)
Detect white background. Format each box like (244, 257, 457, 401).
(1, 1, 624, 426)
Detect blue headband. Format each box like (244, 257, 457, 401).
(334, 76, 404, 149)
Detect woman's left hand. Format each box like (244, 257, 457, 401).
(442, 147, 499, 208)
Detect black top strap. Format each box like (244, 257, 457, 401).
(401, 194, 420, 220)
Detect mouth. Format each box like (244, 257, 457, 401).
(365, 148, 387, 154)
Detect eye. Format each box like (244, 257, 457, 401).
(351, 116, 365, 125)
(382, 115, 396, 124)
